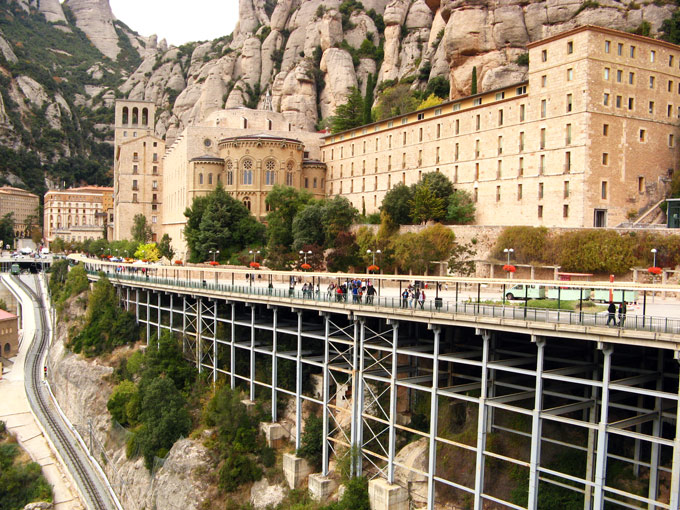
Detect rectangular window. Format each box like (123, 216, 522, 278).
(638, 176, 645, 192)
(538, 205, 543, 218)
(498, 109, 504, 126)
(567, 68, 573, 81)
(603, 93, 610, 106)
(670, 55, 675, 66)
(602, 153, 609, 165)
(605, 40, 610, 53)
(473, 98, 482, 106)
(453, 103, 461, 112)
(475, 163, 479, 181)
(516, 85, 527, 95)
(455, 119, 460, 135)
(604, 67, 610, 80)
(474, 189, 478, 203)
(498, 136, 503, 155)
(617, 70, 622, 83)
(651, 50, 656, 62)
(455, 143, 459, 161)
(670, 134, 675, 147)
(538, 182, 544, 199)
(542, 75, 547, 87)
(436, 124, 441, 138)
(649, 101, 655, 114)
(630, 45, 636, 58)
(669, 104, 673, 117)
(403, 132, 407, 145)
(567, 41, 573, 54)
(651, 76, 656, 88)
(640, 129, 646, 141)
(565, 151, 571, 173)
(519, 157, 524, 177)
(542, 49, 547, 62)
(496, 91, 505, 100)
(496, 186, 501, 202)
(539, 155, 545, 174)
(628, 97, 634, 110)
(629, 72, 634, 84)
(565, 123, 572, 144)
(520, 104, 525, 122)
(566, 94, 573, 112)
(601, 181, 608, 199)
(541, 99, 546, 118)
(563, 204, 569, 218)
(417, 113, 424, 121)
(617, 43, 623, 56)
(517, 184, 522, 200)
(402, 152, 406, 169)
(476, 114, 481, 130)
(435, 147, 439, 163)
(454, 165, 458, 183)
(540, 128, 546, 149)
(564, 180, 570, 198)
(497, 160, 502, 178)
(519, 131, 525, 152)
(616, 95, 622, 108)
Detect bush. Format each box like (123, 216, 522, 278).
(297, 413, 323, 471)
(218, 451, 262, 492)
(493, 227, 549, 264)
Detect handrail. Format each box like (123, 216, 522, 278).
(85, 269, 680, 336)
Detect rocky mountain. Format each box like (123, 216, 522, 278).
(124, 0, 677, 140)
(0, 0, 678, 194)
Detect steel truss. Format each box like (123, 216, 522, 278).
(118, 284, 680, 510)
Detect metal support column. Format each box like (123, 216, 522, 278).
(387, 322, 399, 484)
(473, 331, 491, 510)
(648, 352, 664, 507)
(169, 294, 173, 335)
(295, 311, 303, 450)
(157, 292, 161, 339)
(146, 291, 150, 344)
(182, 296, 187, 356)
(271, 307, 278, 422)
(135, 289, 139, 322)
(669, 358, 680, 510)
(427, 326, 441, 510)
(196, 297, 203, 373)
(212, 301, 218, 385)
(230, 303, 235, 389)
(593, 344, 613, 510)
(250, 305, 256, 401)
(353, 319, 366, 477)
(527, 337, 546, 509)
(322, 314, 330, 476)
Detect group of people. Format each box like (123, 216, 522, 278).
(327, 280, 377, 304)
(606, 301, 628, 327)
(401, 284, 427, 309)
(301, 282, 320, 298)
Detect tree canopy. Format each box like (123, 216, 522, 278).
(331, 87, 365, 133)
(131, 214, 152, 243)
(184, 184, 265, 262)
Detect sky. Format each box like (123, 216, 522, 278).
(99, 1, 239, 46)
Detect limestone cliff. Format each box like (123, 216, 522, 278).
(46, 299, 213, 510)
(118, 0, 677, 140)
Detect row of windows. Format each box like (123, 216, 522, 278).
(603, 66, 680, 95)
(196, 171, 302, 187)
(120, 106, 151, 127)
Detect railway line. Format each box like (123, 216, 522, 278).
(16, 274, 118, 510)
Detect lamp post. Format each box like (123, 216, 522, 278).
(249, 249, 261, 264)
(299, 250, 312, 266)
(366, 249, 382, 267)
(651, 248, 658, 270)
(209, 249, 220, 262)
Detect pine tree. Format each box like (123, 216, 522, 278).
(471, 66, 478, 95)
(363, 74, 374, 125)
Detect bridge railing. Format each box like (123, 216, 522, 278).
(86, 269, 680, 335)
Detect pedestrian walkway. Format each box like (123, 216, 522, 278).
(0, 276, 82, 510)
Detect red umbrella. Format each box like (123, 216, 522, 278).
(301, 263, 311, 270)
(503, 264, 516, 273)
(249, 261, 260, 269)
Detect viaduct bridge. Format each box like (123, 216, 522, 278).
(81, 258, 680, 510)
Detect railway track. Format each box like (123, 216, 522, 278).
(16, 274, 114, 510)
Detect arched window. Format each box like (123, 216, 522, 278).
(208, 173, 213, 185)
(265, 159, 276, 185)
(226, 160, 233, 185)
(242, 159, 253, 185)
(286, 172, 293, 186)
(82, 215, 86, 225)
(122, 107, 129, 125)
(132, 107, 139, 125)
(4, 343, 9, 354)
(243, 197, 251, 211)
(142, 108, 149, 126)
(199, 173, 203, 185)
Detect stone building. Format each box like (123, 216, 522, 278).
(113, 100, 164, 241)
(322, 26, 680, 228)
(0, 187, 39, 238)
(43, 186, 113, 246)
(161, 108, 324, 257)
(0, 309, 18, 360)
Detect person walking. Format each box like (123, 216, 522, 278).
(402, 289, 409, 308)
(419, 289, 425, 309)
(618, 302, 627, 328)
(366, 284, 376, 305)
(606, 301, 617, 326)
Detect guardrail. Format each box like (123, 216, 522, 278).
(88, 270, 680, 335)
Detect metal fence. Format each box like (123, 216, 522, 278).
(88, 270, 680, 335)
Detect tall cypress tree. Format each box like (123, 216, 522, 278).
(363, 74, 374, 125)
(471, 66, 478, 95)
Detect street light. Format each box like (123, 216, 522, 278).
(249, 249, 261, 263)
(651, 248, 658, 269)
(209, 249, 220, 262)
(299, 250, 312, 265)
(366, 249, 382, 266)
(503, 248, 514, 265)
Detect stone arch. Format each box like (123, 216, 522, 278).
(241, 158, 253, 185)
(4, 343, 9, 354)
(243, 197, 251, 211)
(122, 107, 129, 125)
(264, 158, 277, 186)
(132, 107, 139, 125)
(142, 107, 149, 126)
